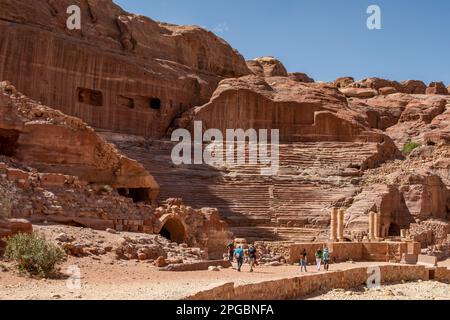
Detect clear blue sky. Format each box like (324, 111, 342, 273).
(114, 0, 450, 84)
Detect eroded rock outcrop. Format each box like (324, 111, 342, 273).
(0, 0, 250, 138)
(0, 218, 32, 253)
(426, 82, 449, 95)
(247, 57, 288, 77)
(0, 82, 159, 201)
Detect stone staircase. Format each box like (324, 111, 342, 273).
(111, 138, 384, 242)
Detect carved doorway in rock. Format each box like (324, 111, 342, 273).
(388, 222, 401, 236)
(159, 218, 186, 244)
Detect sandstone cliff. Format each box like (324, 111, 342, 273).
(0, 0, 250, 138)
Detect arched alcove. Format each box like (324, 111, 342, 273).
(158, 218, 186, 244)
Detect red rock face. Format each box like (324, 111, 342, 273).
(0, 82, 159, 200)
(401, 80, 427, 94)
(0, 1, 448, 248)
(247, 57, 288, 77)
(426, 82, 449, 95)
(0, 218, 32, 253)
(0, 0, 250, 138)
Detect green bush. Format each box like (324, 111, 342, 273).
(4, 232, 66, 277)
(99, 184, 113, 193)
(402, 141, 421, 154)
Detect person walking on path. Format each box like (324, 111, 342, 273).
(322, 247, 330, 271)
(315, 248, 323, 271)
(248, 245, 257, 272)
(234, 246, 244, 272)
(299, 249, 308, 272)
(227, 242, 235, 262)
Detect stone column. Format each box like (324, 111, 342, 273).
(400, 229, 407, 238)
(368, 212, 375, 241)
(337, 208, 345, 242)
(329, 208, 338, 242)
(374, 212, 381, 240)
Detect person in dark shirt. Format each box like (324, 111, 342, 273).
(248, 245, 257, 272)
(299, 249, 308, 272)
(227, 242, 235, 262)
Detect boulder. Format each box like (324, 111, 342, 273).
(426, 82, 449, 95)
(155, 256, 168, 267)
(288, 72, 314, 83)
(340, 87, 378, 99)
(249, 57, 288, 77)
(379, 87, 398, 95)
(401, 80, 427, 94)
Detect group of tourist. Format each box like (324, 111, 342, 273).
(227, 242, 258, 272)
(299, 247, 331, 272)
(226, 242, 332, 273)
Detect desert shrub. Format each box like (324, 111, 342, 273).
(402, 141, 421, 154)
(4, 232, 66, 277)
(99, 184, 113, 193)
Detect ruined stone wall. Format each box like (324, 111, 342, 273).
(288, 241, 420, 265)
(184, 264, 431, 300)
(0, 83, 159, 197)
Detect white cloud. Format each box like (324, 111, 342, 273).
(211, 23, 229, 34)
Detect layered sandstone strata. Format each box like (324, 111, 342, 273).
(0, 0, 250, 138)
(0, 82, 159, 202)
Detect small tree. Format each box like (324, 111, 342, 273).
(5, 232, 66, 277)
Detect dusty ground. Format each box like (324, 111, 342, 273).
(3, 257, 448, 300)
(308, 281, 450, 300)
(0, 257, 401, 300)
(1, 224, 449, 300)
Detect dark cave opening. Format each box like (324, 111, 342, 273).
(0, 129, 19, 157)
(117, 188, 151, 203)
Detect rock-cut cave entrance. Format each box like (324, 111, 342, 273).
(159, 218, 186, 244)
(388, 222, 401, 237)
(117, 188, 151, 203)
(0, 129, 19, 157)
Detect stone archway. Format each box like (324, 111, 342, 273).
(158, 216, 187, 244)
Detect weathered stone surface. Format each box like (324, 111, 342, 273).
(0, 83, 159, 200)
(0, 0, 250, 138)
(349, 77, 402, 92)
(288, 72, 314, 83)
(333, 77, 355, 88)
(426, 82, 449, 95)
(247, 57, 288, 77)
(401, 80, 427, 94)
(0, 218, 32, 253)
(340, 87, 379, 99)
(0, 0, 448, 251)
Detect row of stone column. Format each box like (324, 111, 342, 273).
(329, 208, 345, 242)
(368, 211, 381, 241)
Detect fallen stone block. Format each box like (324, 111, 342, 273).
(39, 173, 67, 187)
(160, 259, 232, 272)
(417, 254, 438, 267)
(401, 253, 418, 265)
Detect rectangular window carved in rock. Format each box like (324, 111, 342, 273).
(150, 98, 161, 110)
(77, 88, 103, 106)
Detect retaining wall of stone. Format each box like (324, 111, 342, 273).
(160, 259, 232, 272)
(184, 264, 431, 300)
(288, 241, 421, 264)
